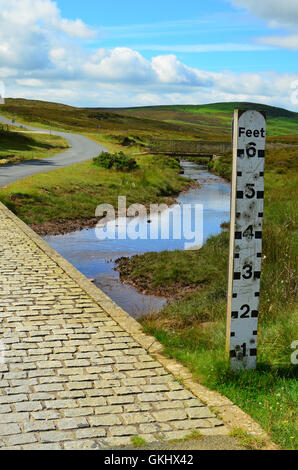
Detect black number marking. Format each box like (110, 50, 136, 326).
(246, 142, 257, 158)
(245, 184, 255, 199)
(241, 343, 247, 356)
(240, 304, 250, 318)
(243, 225, 253, 239)
(242, 264, 253, 279)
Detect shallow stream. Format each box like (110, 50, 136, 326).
(44, 161, 230, 318)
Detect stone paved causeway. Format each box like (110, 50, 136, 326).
(0, 203, 228, 450)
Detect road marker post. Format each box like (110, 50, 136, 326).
(226, 109, 266, 371)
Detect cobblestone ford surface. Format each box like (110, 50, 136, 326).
(0, 203, 229, 450)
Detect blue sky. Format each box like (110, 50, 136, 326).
(0, 0, 297, 109)
(57, 0, 296, 73)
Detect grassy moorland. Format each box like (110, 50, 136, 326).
(0, 128, 69, 165)
(1, 99, 298, 141)
(106, 102, 298, 137)
(0, 98, 203, 141)
(116, 144, 298, 450)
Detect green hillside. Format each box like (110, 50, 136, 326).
(0, 98, 202, 142)
(105, 102, 298, 137)
(1, 99, 297, 140)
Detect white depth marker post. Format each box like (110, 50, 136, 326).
(226, 109, 266, 371)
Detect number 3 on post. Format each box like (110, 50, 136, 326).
(226, 109, 266, 371)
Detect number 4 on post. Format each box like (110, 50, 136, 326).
(226, 109, 266, 371)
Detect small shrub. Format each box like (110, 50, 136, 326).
(93, 151, 138, 171)
(93, 151, 114, 169)
(158, 155, 181, 170)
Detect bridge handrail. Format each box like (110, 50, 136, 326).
(148, 139, 231, 155)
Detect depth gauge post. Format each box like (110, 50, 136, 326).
(226, 109, 266, 371)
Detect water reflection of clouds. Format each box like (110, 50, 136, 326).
(96, 202, 203, 249)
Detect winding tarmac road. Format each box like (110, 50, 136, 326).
(0, 114, 106, 188)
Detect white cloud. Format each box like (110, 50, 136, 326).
(0, 24, 49, 70)
(230, 1, 298, 52)
(0, 0, 96, 38)
(257, 34, 298, 50)
(151, 55, 213, 87)
(229, 0, 298, 29)
(0, 0, 96, 73)
(16, 79, 44, 87)
(58, 18, 96, 39)
(6, 68, 298, 110)
(50, 48, 68, 62)
(84, 48, 155, 83)
(83, 49, 215, 89)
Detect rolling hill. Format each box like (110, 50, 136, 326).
(0, 99, 297, 142)
(99, 102, 298, 137)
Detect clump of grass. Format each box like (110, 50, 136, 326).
(130, 436, 147, 448)
(229, 428, 266, 450)
(185, 430, 203, 441)
(168, 429, 203, 444)
(93, 151, 139, 171)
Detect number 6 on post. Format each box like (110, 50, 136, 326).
(226, 109, 266, 371)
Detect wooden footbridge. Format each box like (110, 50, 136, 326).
(148, 139, 231, 158)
